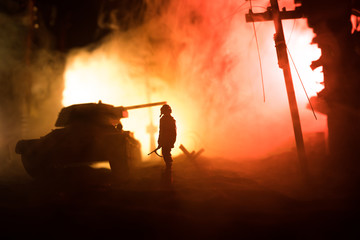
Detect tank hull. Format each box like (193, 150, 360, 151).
(15, 125, 141, 179)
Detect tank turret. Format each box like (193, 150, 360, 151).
(15, 101, 166, 179)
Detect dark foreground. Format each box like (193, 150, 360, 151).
(1, 153, 359, 239)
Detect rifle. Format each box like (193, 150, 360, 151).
(148, 146, 162, 157)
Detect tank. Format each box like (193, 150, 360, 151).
(15, 101, 166, 179)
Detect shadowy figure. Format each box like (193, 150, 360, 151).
(158, 104, 177, 173)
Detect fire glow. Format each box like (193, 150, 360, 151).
(62, 50, 191, 157)
(62, 1, 325, 160)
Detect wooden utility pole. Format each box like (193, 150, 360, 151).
(246, 0, 308, 177)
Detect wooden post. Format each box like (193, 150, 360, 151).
(246, 0, 308, 178)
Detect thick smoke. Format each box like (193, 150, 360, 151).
(0, 8, 64, 174)
(0, 12, 24, 169)
(0, 0, 327, 172)
(63, 0, 326, 159)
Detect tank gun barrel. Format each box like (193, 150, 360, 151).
(54, 101, 168, 127)
(123, 101, 167, 110)
(113, 101, 166, 119)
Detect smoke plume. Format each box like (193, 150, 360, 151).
(0, 0, 327, 171)
(0, 8, 64, 174)
(63, 0, 326, 159)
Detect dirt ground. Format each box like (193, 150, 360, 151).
(0, 151, 359, 239)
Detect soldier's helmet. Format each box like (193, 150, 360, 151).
(160, 104, 172, 115)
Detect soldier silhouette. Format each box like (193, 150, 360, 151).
(157, 104, 177, 170)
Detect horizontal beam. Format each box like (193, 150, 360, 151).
(245, 7, 304, 22)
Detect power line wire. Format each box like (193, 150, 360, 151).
(250, 0, 266, 102)
(287, 19, 297, 44)
(286, 46, 318, 120)
(285, 19, 317, 119)
(216, 2, 248, 25)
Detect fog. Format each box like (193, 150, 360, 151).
(62, 0, 326, 159)
(0, 9, 64, 174)
(0, 0, 327, 172)
(0, 2, 357, 238)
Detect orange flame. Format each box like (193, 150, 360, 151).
(62, 50, 195, 158)
(62, 2, 325, 160)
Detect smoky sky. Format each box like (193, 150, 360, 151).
(0, 5, 64, 169)
(80, 0, 326, 159)
(0, 0, 327, 166)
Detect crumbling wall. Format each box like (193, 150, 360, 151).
(301, 0, 360, 181)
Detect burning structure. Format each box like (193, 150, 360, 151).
(246, 0, 360, 183)
(0, 0, 359, 182)
(0, 0, 360, 238)
(300, 0, 360, 183)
